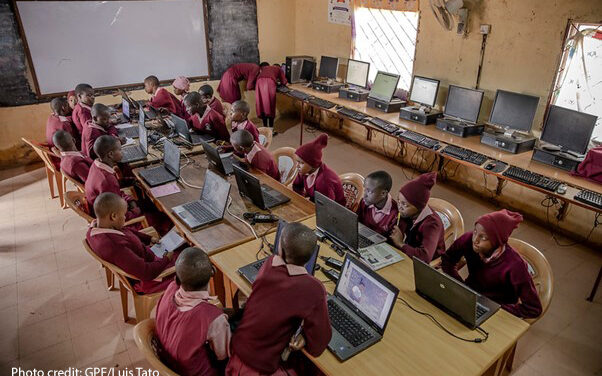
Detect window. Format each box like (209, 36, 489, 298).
(352, 7, 419, 90)
(550, 22, 602, 144)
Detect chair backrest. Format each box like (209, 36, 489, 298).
(63, 173, 85, 193)
(508, 238, 554, 324)
(82, 239, 140, 293)
(258, 127, 273, 149)
(428, 198, 465, 248)
(65, 191, 93, 223)
(339, 172, 364, 212)
(133, 319, 180, 376)
(21, 138, 59, 172)
(272, 147, 299, 186)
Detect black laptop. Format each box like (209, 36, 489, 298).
(170, 114, 215, 145)
(120, 123, 148, 163)
(138, 139, 180, 187)
(200, 140, 238, 175)
(232, 164, 290, 210)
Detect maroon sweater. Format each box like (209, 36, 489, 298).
(357, 197, 399, 237)
(190, 107, 230, 143)
(149, 87, 182, 115)
(231, 255, 331, 374)
(60, 151, 92, 184)
(441, 232, 543, 319)
(397, 206, 446, 263)
(72, 102, 92, 135)
(46, 114, 79, 149)
(293, 163, 346, 206)
(246, 143, 281, 181)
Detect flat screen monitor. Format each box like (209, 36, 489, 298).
(346, 59, 370, 88)
(300, 59, 315, 82)
(541, 105, 597, 154)
(368, 71, 400, 102)
(489, 90, 539, 132)
(409, 76, 440, 107)
(443, 85, 484, 123)
(318, 56, 339, 79)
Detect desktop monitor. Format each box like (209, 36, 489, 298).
(368, 71, 400, 102)
(346, 59, 370, 88)
(489, 90, 539, 132)
(540, 105, 597, 155)
(318, 56, 339, 79)
(300, 59, 316, 82)
(409, 76, 440, 107)
(443, 85, 484, 123)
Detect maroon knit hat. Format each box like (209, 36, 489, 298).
(476, 209, 523, 248)
(295, 134, 328, 168)
(67, 90, 76, 98)
(399, 172, 437, 211)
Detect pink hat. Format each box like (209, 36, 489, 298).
(173, 76, 190, 91)
(476, 209, 523, 248)
(399, 172, 437, 211)
(67, 90, 76, 98)
(295, 134, 328, 168)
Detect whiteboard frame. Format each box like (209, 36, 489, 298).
(12, 0, 212, 98)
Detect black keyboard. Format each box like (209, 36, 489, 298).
(277, 86, 291, 93)
(476, 304, 488, 319)
(358, 234, 373, 249)
(144, 167, 174, 185)
(337, 107, 367, 122)
(253, 259, 267, 270)
(308, 97, 336, 109)
(419, 138, 440, 150)
(399, 130, 425, 144)
(442, 145, 488, 166)
(121, 146, 146, 162)
(288, 90, 311, 101)
(182, 201, 215, 223)
(328, 300, 374, 347)
(574, 189, 602, 209)
(118, 126, 139, 139)
(502, 166, 561, 192)
(369, 118, 399, 134)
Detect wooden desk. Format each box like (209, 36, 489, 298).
(211, 217, 529, 376)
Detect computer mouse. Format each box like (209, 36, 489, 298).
(557, 184, 567, 195)
(485, 163, 496, 170)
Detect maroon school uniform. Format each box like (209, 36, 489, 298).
(396, 206, 446, 263)
(72, 102, 92, 135)
(227, 255, 331, 375)
(246, 142, 280, 181)
(149, 87, 181, 114)
(255, 66, 287, 118)
(209, 97, 225, 117)
(81, 120, 118, 159)
(217, 63, 260, 103)
(293, 163, 346, 206)
(232, 119, 260, 143)
(46, 114, 79, 149)
(190, 106, 230, 142)
(86, 223, 174, 294)
(357, 195, 399, 237)
(60, 151, 93, 184)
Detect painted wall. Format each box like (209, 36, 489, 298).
(257, 0, 296, 64)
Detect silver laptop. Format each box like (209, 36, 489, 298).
(120, 123, 148, 163)
(138, 139, 180, 187)
(170, 114, 215, 145)
(327, 254, 399, 361)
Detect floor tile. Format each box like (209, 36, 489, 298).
(16, 253, 58, 282)
(18, 340, 75, 371)
(83, 350, 131, 371)
(17, 272, 61, 302)
(0, 306, 19, 363)
(59, 262, 103, 290)
(72, 323, 126, 367)
(0, 264, 17, 288)
(18, 313, 70, 357)
(62, 278, 111, 312)
(67, 299, 118, 337)
(0, 284, 17, 311)
(18, 291, 66, 327)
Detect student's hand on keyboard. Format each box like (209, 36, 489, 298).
(289, 334, 306, 351)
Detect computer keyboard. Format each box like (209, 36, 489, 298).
(253, 259, 267, 270)
(574, 189, 602, 209)
(144, 167, 174, 185)
(308, 97, 336, 109)
(277, 86, 291, 93)
(328, 300, 374, 347)
(476, 303, 488, 319)
(399, 130, 425, 144)
(419, 138, 440, 150)
(502, 166, 561, 192)
(337, 107, 367, 122)
(441, 145, 488, 166)
(358, 234, 373, 249)
(288, 90, 311, 101)
(121, 146, 145, 162)
(182, 201, 215, 222)
(369, 118, 399, 134)
(118, 126, 139, 139)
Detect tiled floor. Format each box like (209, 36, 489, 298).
(1, 121, 601, 375)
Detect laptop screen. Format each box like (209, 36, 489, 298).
(122, 98, 130, 119)
(273, 220, 320, 275)
(163, 139, 180, 177)
(315, 192, 359, 251)
(201, 170, 231, 216)
(171, 114, 189, 139)
(138, 106, 145, 128)
(138, 123, 148, 155)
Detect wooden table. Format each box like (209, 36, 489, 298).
(211, 217, 529, 376)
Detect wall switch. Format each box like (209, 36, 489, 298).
(480, 24, 491, 34)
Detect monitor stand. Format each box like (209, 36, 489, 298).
(399, 104, 442, 125)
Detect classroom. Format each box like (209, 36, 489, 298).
(0, 0, 600, 375)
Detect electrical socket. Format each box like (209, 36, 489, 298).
(480, 24, 491, 34)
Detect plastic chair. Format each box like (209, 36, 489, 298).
(272, 147, 299, 187)
(62, 172, 85, 194)
(133, 319, 180, 376)
(21, 138, 64, 207)
(428, 198, 465, 248)
(258, 127, 273, 149)
(339, 173, 365, 212)
(64, 191, 148, 227)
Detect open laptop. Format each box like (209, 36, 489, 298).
(120, 123, 148, 163)
(314, 192, 387, 252)
(200, 140, 238, 175)
(238, 220, 320, 284)
(172, 170, 231, 230)
(232, 164, 290, 210)
(327, 254, 399, 361)
(138, 139, 180, 187)
(171, 114, 215, 145)
(413, 257, 500, 329)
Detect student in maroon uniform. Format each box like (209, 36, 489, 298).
(230, 130, 280, 181)
(172, 76, 190, 119)
(144, 75, 182, 115)
(226, 222, 331, 376)
(441, 210, 542, 319)
(67, 90, 77, 113)
(156, 247, 231, 376)
(81, 103, 120, 159)
(255, 63, 287, 128)
(184, 92, 230, 143)
(356, 170, 399, 237)
(72, 83, 95, 135)
(53, 130, 92, 184)
(390, 172, 445, 263)
(199, 84, 225, 117)
(217, 63, 260, 104)
(46, 97, 79, 149)
(86, 192, 176, 294)
(230, 100, 259, 143)
(293, 134, 345, 206)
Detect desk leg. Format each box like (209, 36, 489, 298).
(366, 127, 373, 141)
(212, 267, 227, 307)
(587, 265, 602, 302)
(300, 102, 305, 145)
(556, 200, 569, 221)
(437, 156, 446, 180)
(481, 344, 515, 376)
(495, 177, 504, 196)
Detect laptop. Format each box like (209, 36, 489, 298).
(120, 123, 148, 163)
(120, 89, 157, 121)
(413, 257, 500, 329)
(232, 164, 290, 210)
(200, 140, 238, 175)
(314, 192, 387, 252)
(238, 220, 320, 284)
(327, 254, 399, 361)
(114, 98, 134, 125)
(138, 139, 180, 187)
(171, 114, 215, 145)
(172, 170, 231, 230)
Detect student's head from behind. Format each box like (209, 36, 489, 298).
(184, 91, 204, 115)
(50, 97, 70, 116)
(91, 103, 111, 127)
(94, 192, 127, 230)
(175, 247, 214, 291)
(295, 133, 328, 175)
(363, 170, 392, 207)
(52, 130, 76, 152)
(398, 172, 436, 219)
(94, 135, 122, 164)
(230, 130, 254, 154)
(67, 90, 77, 109)
(198, 84, 214, 105)
(280, 222, 317, 266)
(75, 83, 94, 106)
(473, 209, 523, 257)
(259, 62, 270, 68)
(230, 100, 250, 122)
(144, 75, 160, 95)
(172, 76, 190, 96)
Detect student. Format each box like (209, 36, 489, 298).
(53, 130, 92, 184)
(199, 84, 225, 117)
(356, 170, 399, 237)
(390, 172, 445, 263)
(226, 222, 331, 375)
(86, 192, 176, 294)
(255, 63, 288, 128)
(293, 134, 345, 206)
(230, 100, 259, 143)
(156, 247, 231, 376)
(441, 210, 543, 319)
(46, 97, 79, 149)
(172, 76, 191, 119)
(144, 75, 182, 115)
(67, 90, 77, 113)
(217, 63, 260, 104)
(230, 130, 280, 181)
(81, 103, 120, 159)
(72, 83, 95, 135)
(184, 92, 230, 143)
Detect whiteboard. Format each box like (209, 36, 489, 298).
(16, 0, 209, 95)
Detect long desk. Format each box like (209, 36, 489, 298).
(211, 217, 529, 376)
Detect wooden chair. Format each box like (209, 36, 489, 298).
(133, 319, 180, 376)
(339, 173, 364, 212)
(428, 198, 465, 248)
(62, 173, 85, 194)
(21, 138, 65, 207)
(258, 127, 273, 149)
(272, 147, 299, 187)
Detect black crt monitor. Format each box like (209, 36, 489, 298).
(163, 139, 181, 178)
(488, 90, 540, 132)
(409, 76, 440, 107)
(300, 59, 316, 82)
(443, 85, 484, 123)
(368, 71, 400, 102)
(315, 191, 359, 251)
(318, 56, 339, 80)
(346, 59, 370, 88)
(540, 105, 597, 155)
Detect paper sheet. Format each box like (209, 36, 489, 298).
(115, 122, 134, 129)
(359, 243, 404, 270)
(150, 227, 186, 257)
(123, 137, 136, 146)
(150, 182, 181, 197)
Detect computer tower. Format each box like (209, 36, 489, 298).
(436, 118, 484, 137)
(531, 148, 582, 172)
(285, 56, 314, 84)
(367, 97, 405, 113)
(480, 131, 536, 154)
(399, 107, 442, 125)
(339, 87, 370, 102)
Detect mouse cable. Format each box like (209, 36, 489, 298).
(226, 196, 259, 240)
(396, 296, 489, 343)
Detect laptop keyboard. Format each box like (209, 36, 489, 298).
(118, 126, 139, 139)
(182, 201, 215, 223)
(328, 300, 374, 347)
(121, 146, 145, 162)
(476, 303, 488, 319)
(358, 234, 373, 249)
(253, 259, 267, 270)
(144, 168, 174, 185)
